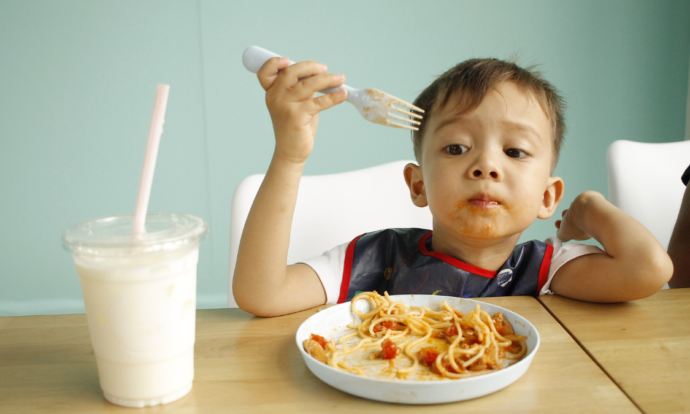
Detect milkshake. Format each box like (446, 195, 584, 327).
(63, 212, 207, 407)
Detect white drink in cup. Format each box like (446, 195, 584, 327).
(63, 212, 207, 407)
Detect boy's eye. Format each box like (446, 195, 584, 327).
(445, 144, 469, 156)
(505, 148, 527, 159)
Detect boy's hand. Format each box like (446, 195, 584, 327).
(555, 191, 599, 242)
(257, 57, 347, 163)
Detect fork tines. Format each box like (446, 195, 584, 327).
(387, 101, 425, 131)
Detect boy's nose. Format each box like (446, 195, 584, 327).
(468, 148, 501, 180)
(473, 169, 499, 179)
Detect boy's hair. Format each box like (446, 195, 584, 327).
(412, 58, 566, 171)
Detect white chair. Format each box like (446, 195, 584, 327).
(227, 160, 433, 307)
(607, 139, 690, 250)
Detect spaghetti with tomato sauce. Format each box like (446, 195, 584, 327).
(302, 291, 528, 380)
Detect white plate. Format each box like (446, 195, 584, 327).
(296, 295, 540, 404)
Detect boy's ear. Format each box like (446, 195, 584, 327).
(404, 163, 428, 208)
(538, 176, 564, 219)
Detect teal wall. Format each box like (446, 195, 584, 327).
(1, 0, 689, 316)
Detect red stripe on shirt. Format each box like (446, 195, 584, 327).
(537, 243, 555, 294)
(337, 234, 366, 303)
(417, 232, 497, 279)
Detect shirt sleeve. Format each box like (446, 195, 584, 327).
(539, 237, 605, 296)
(300, 242, 349, 304)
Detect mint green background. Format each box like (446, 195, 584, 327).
(1, 1, 689, 316)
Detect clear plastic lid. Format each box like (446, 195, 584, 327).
(62, 213, 208, 257)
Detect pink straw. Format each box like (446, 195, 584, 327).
(134, 84, 170, 235)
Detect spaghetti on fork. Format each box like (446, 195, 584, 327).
(303, 291, 528, 380)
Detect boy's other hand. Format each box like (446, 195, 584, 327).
(555, 191, 600, 242)
(257, 57, 348, 164)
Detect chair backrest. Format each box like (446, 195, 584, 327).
(607, 139, 690, 250)
(227, 160, 433, 307)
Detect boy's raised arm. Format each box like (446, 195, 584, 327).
(232, 57, 347, 317)
(550, 191, 673, 302)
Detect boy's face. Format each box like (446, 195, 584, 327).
(405, 81, 563, 243)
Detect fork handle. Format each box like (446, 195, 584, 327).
(242, 46, 288, 73)
(242, 46, 351, 95)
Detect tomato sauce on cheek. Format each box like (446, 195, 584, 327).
(448, 200, 507, 238)
(448, 201, 536, 239)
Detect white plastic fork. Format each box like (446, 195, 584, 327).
(242, 46, 424, 131)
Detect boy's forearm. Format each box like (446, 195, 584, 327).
(569, 191, 672, 284)
(551, 191, 672, 302)
(232, 153, 306, 310)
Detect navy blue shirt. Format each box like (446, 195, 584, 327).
(337, 228, 553, 303)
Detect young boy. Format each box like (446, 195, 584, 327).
(233, 56, 673, 317)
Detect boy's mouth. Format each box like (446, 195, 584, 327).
(468, 193, 502, 209)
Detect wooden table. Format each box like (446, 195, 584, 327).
(540, 288, 690, 414)
(0, 296, 638, 413)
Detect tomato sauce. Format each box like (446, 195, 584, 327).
(381, 339, 400, 360)
(492, 313, 515, 336)
(418, 347, 439, 366)
(373, 320, 399, 333)
(310, 334, 328, 348)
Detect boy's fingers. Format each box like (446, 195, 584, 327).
(555, 220, 561, 229)
(289, 73, 346, 101)
(257, 57, 291, 91)
(307, 88, 348, 114)
(273, 61, 328, 93)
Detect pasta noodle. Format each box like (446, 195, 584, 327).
(303, 291, 528, 380)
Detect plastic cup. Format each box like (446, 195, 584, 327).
(62, 212, 207, 407)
